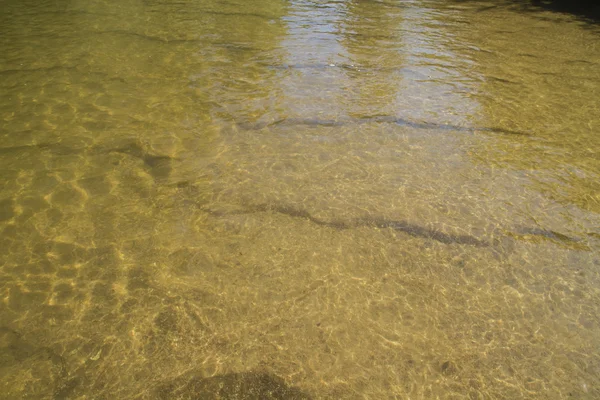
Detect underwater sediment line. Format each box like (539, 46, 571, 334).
(237, 115, 529, 136)
(203, 203, 490, 247)
(202, 202, 592, 249)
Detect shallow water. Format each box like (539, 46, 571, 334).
(1, 0, 599, 398)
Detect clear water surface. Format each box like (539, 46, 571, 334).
(1, 0, 599, 398)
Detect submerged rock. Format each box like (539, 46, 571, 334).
(154, 371, 311, 400)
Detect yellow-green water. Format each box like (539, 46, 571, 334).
(1, 0, 599, 398)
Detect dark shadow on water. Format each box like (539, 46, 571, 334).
(154, 372, 312, 400)
(531, 0, 600, 21)
(452, 0, 600, 22)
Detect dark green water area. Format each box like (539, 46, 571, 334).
(1, 0, 599, 398)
